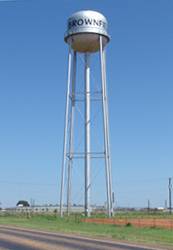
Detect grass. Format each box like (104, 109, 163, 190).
(113, 211, 173, 219)
(91, 211, 173, 219)
(0, 213, 173, 248)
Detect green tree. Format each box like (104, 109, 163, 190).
(16, 200, 30, 207)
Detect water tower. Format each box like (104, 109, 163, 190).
(60, 10, 114, 217)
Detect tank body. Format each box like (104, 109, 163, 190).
(64, 10, 110, 53)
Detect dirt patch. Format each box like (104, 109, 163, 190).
(82, 218, 173, 229)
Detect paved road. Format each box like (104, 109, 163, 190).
(0, 226, 166, 250)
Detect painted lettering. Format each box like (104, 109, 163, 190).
(84, 18, 92, 25)
(77, 19, 84, 25)
(93, 19, 99, 26)
(68, 18, 106, 29)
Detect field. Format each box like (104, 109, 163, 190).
(0, 212, 173, 249)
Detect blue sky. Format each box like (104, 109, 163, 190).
(0, 0, 173, 208)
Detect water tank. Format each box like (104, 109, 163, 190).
(64, 10, 110, 53)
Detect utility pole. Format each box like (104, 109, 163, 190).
(147, 199, 150, 213)
(165, 200, 167, 210)
(168, 178, 172, 214)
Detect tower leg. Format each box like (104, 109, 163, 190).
(100, 36, 113, 217)
(102, 49, 114, 216)
(60, 47, 72, 217)
(67, 51, 77, 216)
(85, 53, 91, 217)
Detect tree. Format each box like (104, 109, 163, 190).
(16, 200, 30, 207)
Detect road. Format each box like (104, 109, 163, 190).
(0, 226, 166, 250)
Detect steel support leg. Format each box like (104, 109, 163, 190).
(85, 53, 91, 217)
(60, 47, 72, 217)
(102, 49, 114, 216)
(67, 51, 77, 216)
(100, 36, 112, 217)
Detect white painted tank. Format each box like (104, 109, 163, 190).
(64, 10, 110, 53)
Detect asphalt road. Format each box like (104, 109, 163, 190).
(0, 226, 166, 250)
